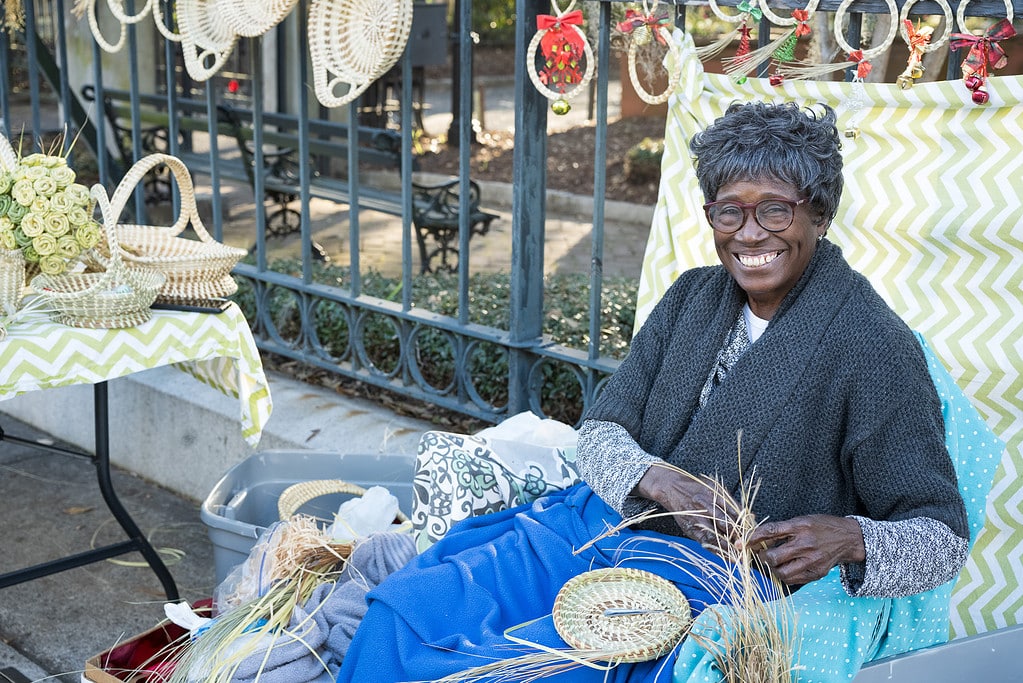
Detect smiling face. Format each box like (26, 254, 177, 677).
(713, 177, 825, 320)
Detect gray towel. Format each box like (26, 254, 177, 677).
(228, 531, 417, 682)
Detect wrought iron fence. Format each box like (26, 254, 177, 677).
(1, 0, 1020, 427)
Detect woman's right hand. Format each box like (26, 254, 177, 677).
(633, 465, 744, 553)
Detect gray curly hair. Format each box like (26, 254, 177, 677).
(689, 101, 844, 226)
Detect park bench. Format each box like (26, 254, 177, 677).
(81, 86, 498, 272)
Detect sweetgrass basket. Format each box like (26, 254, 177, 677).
(277, 479, 410, 523)
(309, 0, 413, 107)
(89, 153, 247, 305)
(221, 0, 300, 37)
(0, 248, 26, 314)
(31, 185, 166, 329)
(552, 567, 693, 663)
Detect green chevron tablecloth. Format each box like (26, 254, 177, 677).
(639, 32, 1022, 638)
(0, 302, 272, 445)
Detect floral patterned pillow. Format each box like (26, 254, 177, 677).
(411, 430, 580, 552)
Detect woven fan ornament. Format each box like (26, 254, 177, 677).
(615, 1, 681, 105)
(527, 0, 596, 115)
(220, 0, 300, 39)
(724, 0, 820, 85)
(72, 0, 128, 53)
(896, 0, 953, 89)
(176, 0, 238, 81)
(308, 0, 413, 108)
(951, 0, 1017, 104)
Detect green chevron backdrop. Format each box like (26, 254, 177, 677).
(639, 33, 1023, 639)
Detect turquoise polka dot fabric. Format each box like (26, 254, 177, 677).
(671, 333, 1004, 682)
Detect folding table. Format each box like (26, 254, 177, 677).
(0, 302, 272, 600)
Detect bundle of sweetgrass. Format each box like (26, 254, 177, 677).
(149, 516, 353, 683)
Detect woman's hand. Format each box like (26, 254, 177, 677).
(634, 466, 745, 553)
(744, 515, 865, 587)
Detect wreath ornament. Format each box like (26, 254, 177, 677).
(950, 0, 1017, 104)
(896, 0, 953, 90)
(527, 0, 596, 115)
(615, 0, 681, 105)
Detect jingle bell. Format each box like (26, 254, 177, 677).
(964, 74, 982, 91)
(910, 65, 924, 79)
(551, 98, 571, 115)
(633, 25, 653, 47)
(897, 75, 914, 90)
(769, 74, 785, 87)
(971, 87, 990, 105)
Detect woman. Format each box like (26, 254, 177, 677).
(579, 100, 968, 599)
(337, 102, 968, 682)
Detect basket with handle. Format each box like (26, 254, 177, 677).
(30, 184, 166, 329)
(277, 478, 410, 523)
(89, 153, 247, 306)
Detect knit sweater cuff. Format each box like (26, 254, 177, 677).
(841, 515, 969, 598)
(576, 419, 660, 514)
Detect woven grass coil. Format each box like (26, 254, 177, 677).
(309, 0, 413, 107)
(90, 153, 246, 305)
(31, 185, 165, 329)
(277, 479, 410, 523)
(552, 567, 692, 663)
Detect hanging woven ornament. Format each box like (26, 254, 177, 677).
(177, 0, 237, 81)
(726, 0, 819, 84)
(72, 0, 127, 53)
(151, 0, 183, 42)
(895, 0, 953, 89)
(615, 0, 681, 105)
(950, 0, 1017, 105)
(775, 0, 898, 83)
(221, 0, 300, 39)
(309, 0, 413, 108)
(527, 0, 595, 114)
(697, 0, 760, 67)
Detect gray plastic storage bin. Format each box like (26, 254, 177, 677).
(200, 450, 417, 585)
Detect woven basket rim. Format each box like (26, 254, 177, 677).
(277, 478, 410, 523)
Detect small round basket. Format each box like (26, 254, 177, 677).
(89, 153, 246, 305)
(31, 185, 166, 329)
(552, 567, 692, 663)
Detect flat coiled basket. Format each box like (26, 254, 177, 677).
(552, 567, 692, 663)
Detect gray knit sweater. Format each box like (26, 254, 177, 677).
(578, 240, 969, 597)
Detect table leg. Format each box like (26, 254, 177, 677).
(0, 382, 180, 601)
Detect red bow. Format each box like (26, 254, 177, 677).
(616, 8, 671, 44)
(904, 19, 932, 53)
(848, 49, 872, 79)
(950, 18, 1017, 74)
(793, 9, 811, 37)
(537, 9, 584, 31)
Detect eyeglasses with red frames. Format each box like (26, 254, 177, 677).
(702, 198, 808, 234)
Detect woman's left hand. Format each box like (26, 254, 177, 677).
(743, 515, 865, 587)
